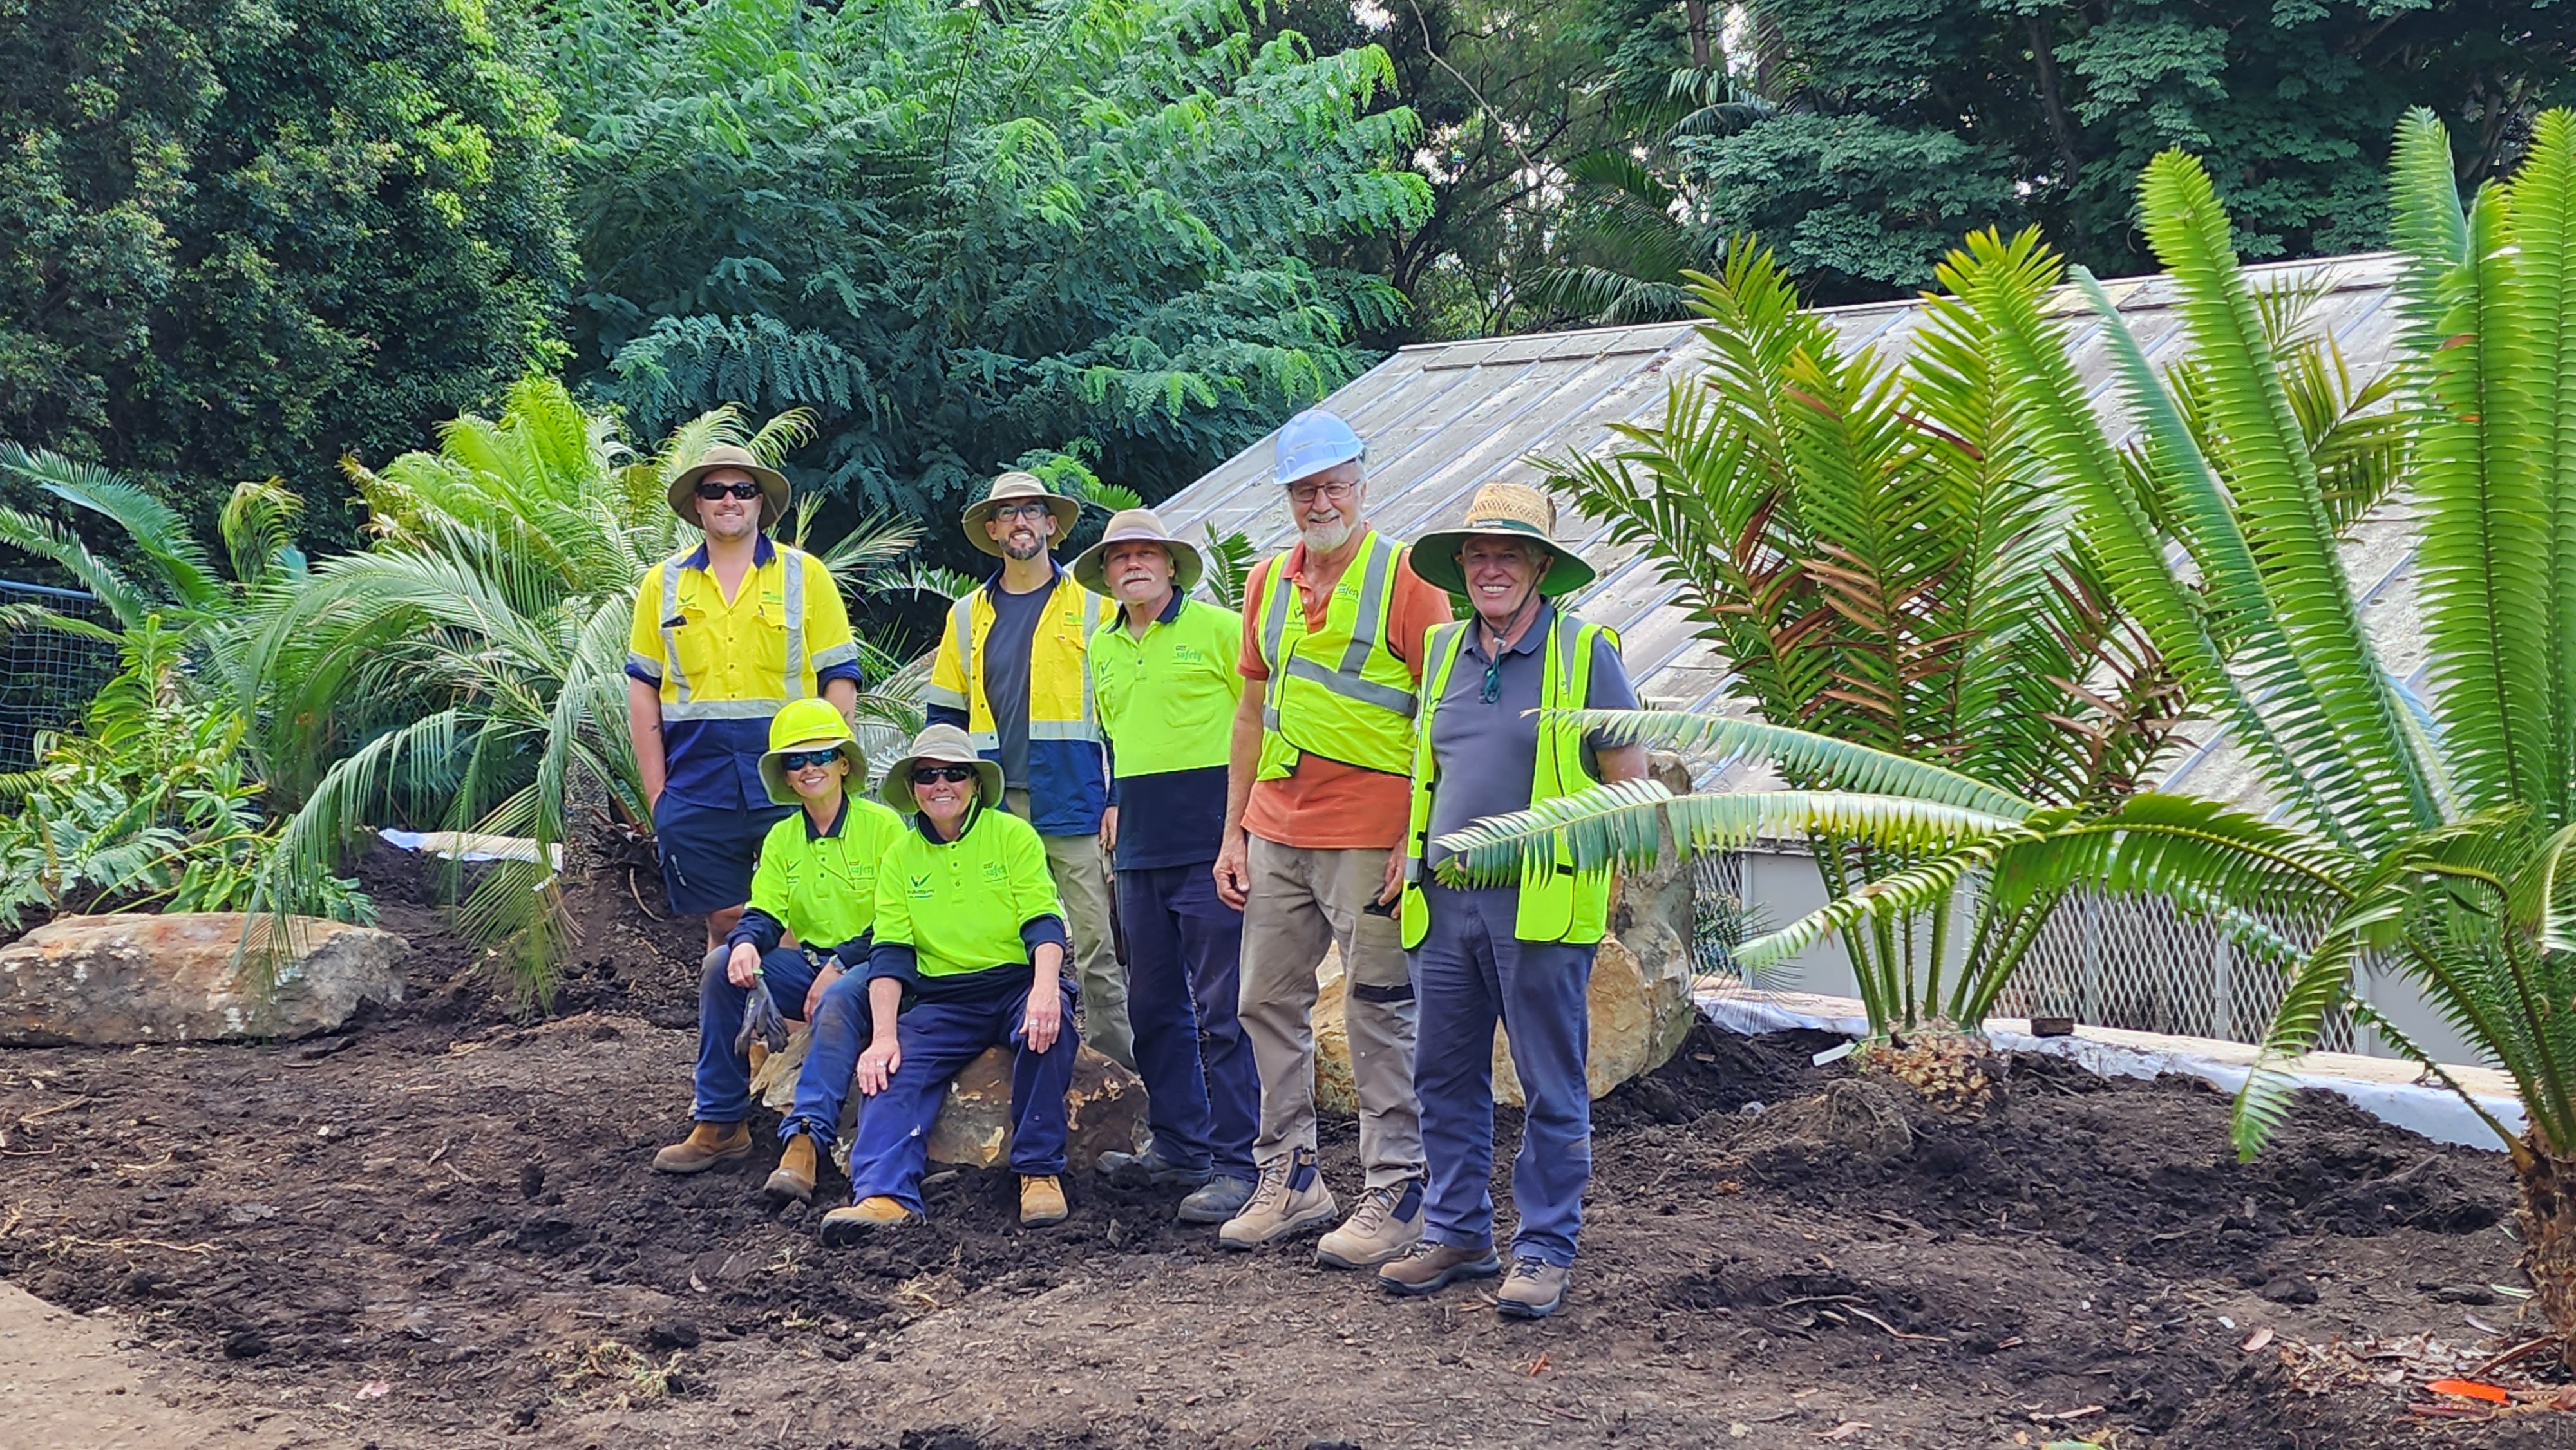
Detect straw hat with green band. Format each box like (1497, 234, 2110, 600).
(756, 697, 866, 805)
(960, 471, 1083, 556)
(880, 723, 1005, 813)
(1070, 507, 1205, 596)
(667, 442, 791, 529)
(1405, 482, 1595, 598)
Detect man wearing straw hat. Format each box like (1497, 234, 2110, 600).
(819, 724, 1081, 1239)
(1211, 409, 1453, 1268)
(627, 443, 864, 956)
(1374, 482, 1645, 1320)
(1072, 509, 1260, 1225)
(924, 472, 1130, 1068)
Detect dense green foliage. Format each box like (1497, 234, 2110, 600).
(0, 0, 575, 538)
(547, 0, 1429, 529)
(1555, 0, 2576, 311)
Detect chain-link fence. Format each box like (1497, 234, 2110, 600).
(1685, 845, 2351, 1050)
(0, 579, 115, 771)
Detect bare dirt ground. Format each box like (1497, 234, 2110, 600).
(2, 856, 2571, 1450)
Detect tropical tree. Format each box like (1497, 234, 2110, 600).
(547, 0, 1430, 541)
(1454, 112, 2576, 1359)
(1533, 229, 2399, 1036)
(1, 0, 573, 540)
(238, 377, 933, 1004)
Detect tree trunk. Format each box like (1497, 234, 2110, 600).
(2517, 1139, 2576, 1369)
(1683, 0, 1714, 73)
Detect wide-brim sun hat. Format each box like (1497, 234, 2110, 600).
(880, 722, 1005, 813)
(757, 697, 865, 806)
(1070, 507, 1205, 597)
(1405, 482, 1596, 599)
(667, 442, 791, 529)
(960, 471, 1083, 557)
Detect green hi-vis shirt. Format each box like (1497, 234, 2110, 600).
(870, 805, 1067, 988)
(1090, 594, 1244, 777)
(740, 794, 909, 955)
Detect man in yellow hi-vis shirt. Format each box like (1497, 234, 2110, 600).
(626, 444, 861, 951)
(923, 472, 1129, 1067)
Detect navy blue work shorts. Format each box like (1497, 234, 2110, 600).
(652, 791, 792, 916)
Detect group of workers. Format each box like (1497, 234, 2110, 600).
(623, 409, 1641, 1319)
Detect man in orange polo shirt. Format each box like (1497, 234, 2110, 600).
(1211, 409, 1450, 1268)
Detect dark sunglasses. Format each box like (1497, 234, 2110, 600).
(778, 748, 842, 771)
(912, 764, 977, 785)
(695, 479, 764, 501)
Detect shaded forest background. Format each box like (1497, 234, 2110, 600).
(5, 0, 2571, 567)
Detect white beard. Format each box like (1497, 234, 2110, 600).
(1299, 518, 1352, 554)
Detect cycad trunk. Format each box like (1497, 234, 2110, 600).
(2519, 1140, 2576, 1368)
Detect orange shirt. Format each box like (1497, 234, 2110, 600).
(1237, 535, 1455, 850)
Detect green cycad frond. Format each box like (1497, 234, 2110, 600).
(1429, 780, 2018, 887)
(1557, 710, 2038, 818)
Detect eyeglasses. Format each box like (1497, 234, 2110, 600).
(913, 764, 977, 785)
(1286, 480, 1357, 507)
(992, 502, 1054, 522)
(778, 748, 842, 771)
(695, 479, 764, 501)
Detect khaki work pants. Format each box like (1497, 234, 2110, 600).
(1007, 787, 1133, 1069)
(1238, 834, 1423, 1188)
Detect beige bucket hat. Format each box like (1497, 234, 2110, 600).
(1069, 507, 1205, 597)
(1405, 482, 1595, 598)
(666, 442, 790, 529)
(961, 471, 1083, 557)
(880, 722, 1004, 814)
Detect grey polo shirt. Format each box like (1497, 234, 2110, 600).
(1423, 601, 1639, 871)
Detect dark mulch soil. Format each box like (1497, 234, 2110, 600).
(0, 856, 2565, 1448)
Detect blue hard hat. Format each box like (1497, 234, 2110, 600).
(1273, 409, 1366, 486)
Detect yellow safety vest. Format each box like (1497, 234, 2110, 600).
(1253, 531, 1419, 780)
(1398, 612, 1615, 950)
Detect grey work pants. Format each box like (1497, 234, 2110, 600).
(1237, 834, 1423, 1188)
(1006, 787, 1133, 1069)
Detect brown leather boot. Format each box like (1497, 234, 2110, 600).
(819, 1196, 916, 1247)
(651, 1121, 753, 1174)
(764, 1135, 817, 1203)
(1376, 1241, 1501, 1297)
(1019, 1175, 1070, 1227)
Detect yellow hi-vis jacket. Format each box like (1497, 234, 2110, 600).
(1251, 529, 1418, 780)
(922, 562, 1118, 836)
(1398, 611, 1615, 950)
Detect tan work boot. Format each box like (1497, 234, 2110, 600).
(819, 1196, 916, 1247)
(1376, 1241, 1501, 1297)
(1497, 1257, 1571, 1319)
(764, 1135, 817, 1203)
(651, 1121, 753, 1174)
(1316, 1178, 1425, 1268)
(1019, 1175, 1070, 1227)
(1217, 1147, 1337, 1251)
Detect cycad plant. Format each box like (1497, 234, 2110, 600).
(1453, 112, 2576, 1359)
(1533, 227, 2395, 1038)
(239, 377, 931, 1004)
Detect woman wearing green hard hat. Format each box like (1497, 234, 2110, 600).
(650, 697, 909, 1205)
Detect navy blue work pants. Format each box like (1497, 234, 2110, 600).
(693, 946, 822, 1124)
(1119, 863, 1258, 1180)
(1408, 881, 1595, 1268)
(781, 968, 876, 1153)
(844, 980, 1078, 1215)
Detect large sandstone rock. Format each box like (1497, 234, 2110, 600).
(0, 913, 407, 1046)
(757, 1031, 1148, 1173)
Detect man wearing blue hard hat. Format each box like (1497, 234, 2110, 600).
(1212, 408, 1446, 1269)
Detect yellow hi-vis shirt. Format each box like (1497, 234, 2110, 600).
(625, 536, 861, 809)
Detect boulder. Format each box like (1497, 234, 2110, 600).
(0, 913, 407, 1046)
(757, 1032, 1148, 1174)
